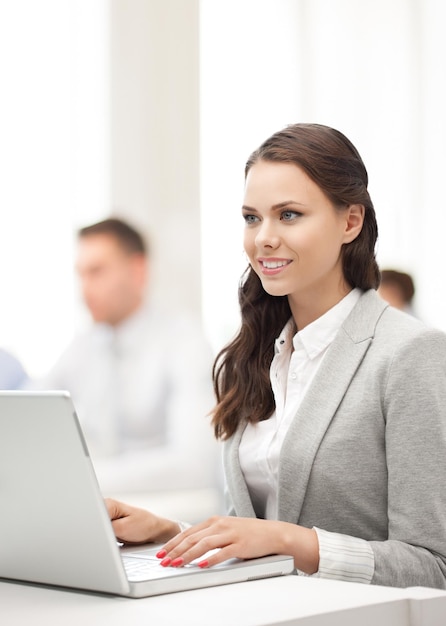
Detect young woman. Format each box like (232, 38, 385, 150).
(107, 123, 446, 588)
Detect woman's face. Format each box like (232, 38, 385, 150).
(242, 159, 363, 326)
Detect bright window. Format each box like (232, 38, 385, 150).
(0, 0, 109, 377)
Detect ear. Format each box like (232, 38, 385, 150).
(130, 253, 148, 288)
(343, 204, 365, 243)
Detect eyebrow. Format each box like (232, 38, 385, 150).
(242, 200, 306, 212)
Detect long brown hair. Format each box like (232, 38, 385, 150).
(211, 123, 380, 440)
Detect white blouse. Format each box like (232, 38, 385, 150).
(239, 289, 375, 583)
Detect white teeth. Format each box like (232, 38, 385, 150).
(262, 260, 288, 269)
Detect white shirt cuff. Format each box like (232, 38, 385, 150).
(311, 527, 375, 584)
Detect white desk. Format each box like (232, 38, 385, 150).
(2, 575, 446, 626)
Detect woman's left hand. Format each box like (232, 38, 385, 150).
(155, 515, 319, 573)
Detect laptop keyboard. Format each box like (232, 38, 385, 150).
(123, 555, 163, 581)
(123, 554, 200, 581)
(122, 552, 208, 581)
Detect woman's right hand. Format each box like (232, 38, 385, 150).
(105, 498, 180, 545)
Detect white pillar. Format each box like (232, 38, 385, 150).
(109, 0, 202, 315)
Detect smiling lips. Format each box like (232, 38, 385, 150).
(259, 258, 291, 274)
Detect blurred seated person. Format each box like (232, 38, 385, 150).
(378, 269, 416, 315)
(0, 348, 28, 389)
(29, 217, 219, 496)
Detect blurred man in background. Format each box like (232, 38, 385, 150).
(30, 218, 219, 501)
(378, 269, 416, 315)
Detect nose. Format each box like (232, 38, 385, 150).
(255, 219, 280, 249)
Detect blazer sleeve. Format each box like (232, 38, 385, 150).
(369, 326, 446, 588)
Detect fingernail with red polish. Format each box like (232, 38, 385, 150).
(198, 560, 209, 568)
(156, 549, 167, 559)
(160, 557, 172, 567)
(171, 557, 184, 567)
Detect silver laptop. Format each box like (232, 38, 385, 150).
(0, 391, 294, 598)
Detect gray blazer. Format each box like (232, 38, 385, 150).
(223, 289, 446, 588)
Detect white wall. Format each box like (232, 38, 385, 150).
(109, 0, 202, 315)
(200, 0, 305, 350)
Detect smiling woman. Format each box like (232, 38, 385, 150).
(213, 123, 380, 438)
(242, 161, 365, 327)
(106, 123, 446, 590)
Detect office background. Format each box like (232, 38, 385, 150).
(0, 0, 445, 378)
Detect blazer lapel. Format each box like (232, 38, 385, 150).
(277, 290, 388, 523)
